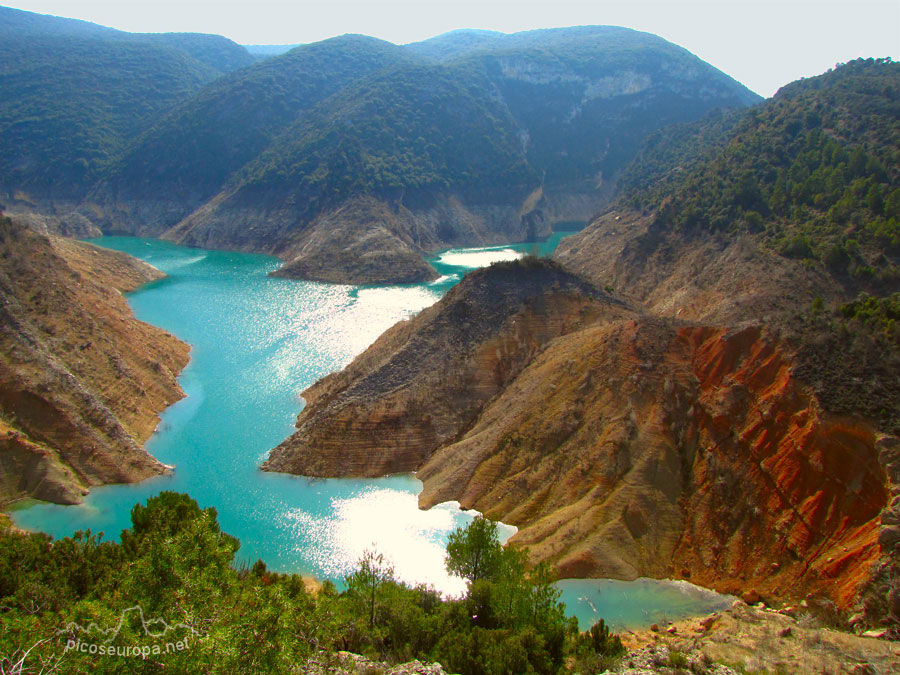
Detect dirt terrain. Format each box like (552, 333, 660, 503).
(0, 217, 189, 505)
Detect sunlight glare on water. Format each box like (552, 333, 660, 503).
(286, 488, 515, 597)
(436, 247, 522, 268)
(9, 237, 510, 592)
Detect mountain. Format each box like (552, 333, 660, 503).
(414, 26, 760, 190)
(262, 258, 626, 476)
(83, 25, 760, 283)
(91, 35, 416, 240)
(0, 14, 762, 283)
(263, 257, 897, 624)
(0, 5, 252, 213)
(164, 61, 539, 282)
(547, 59, 900, 624)
(0, 5, 118, 39)
(263, 62, 900, 627)
(0, 34, 217, 204)
(0, 6, 253, 74)
(0, 7, 250, 213)
(556, 58, 900, 325)
(0, 215, 189, 505)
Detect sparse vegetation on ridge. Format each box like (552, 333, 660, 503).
(790, 290, 900, 433)
(622, 58, 900, 282)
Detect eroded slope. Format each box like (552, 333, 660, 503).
(0, 217, 188, 505)
(264, 257, 897, 623)
(263, 259, 628, 474)
(419, 321, 892, 615)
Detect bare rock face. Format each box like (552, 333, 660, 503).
(416, 320, 887, 609)
(551, 206, 900, 621)
(0, 430, 86, 505)
(270, 197, 439, 284)
(0, 216, 189, 506)
(859, 434, 900, 626)
(262, 258, 628, 475)
(552, 209, 843, 326)
(162, 192, 547, 285)
(264, 255, 893, 616)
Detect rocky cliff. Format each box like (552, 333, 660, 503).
(262, 259, 629, 474)
(420, 321, 889, 612)
(264, 258, 897, 624)
(533, 61, 900, 624)
(0, 216, 189, 505)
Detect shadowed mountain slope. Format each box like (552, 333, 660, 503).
(0, 6, 253, 210)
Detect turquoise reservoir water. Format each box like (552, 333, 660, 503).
(11, 235, 731, 628)
(557, 579, 733, 631)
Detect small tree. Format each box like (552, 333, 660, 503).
(346, 549, 395, 629)
(586, 618, 625, 656)
(445, 516, 503, 583)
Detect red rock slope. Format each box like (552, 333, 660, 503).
(264, 259, 897, 622)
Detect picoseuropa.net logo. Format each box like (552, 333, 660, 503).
(56, 605, 199, 658)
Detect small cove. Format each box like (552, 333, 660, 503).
(11, 234, 733, 629)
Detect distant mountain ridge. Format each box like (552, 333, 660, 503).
(0, 5, 254, 207)
(107, 27, 761, 283)
(0, 7, 760, 283)
(0, 5, 254, 74)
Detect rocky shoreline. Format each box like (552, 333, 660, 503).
(0, 218, 190, 506)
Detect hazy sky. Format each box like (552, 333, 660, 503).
(4, 0, 898, 97)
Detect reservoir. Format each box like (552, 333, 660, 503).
(11, 235, 732, 630)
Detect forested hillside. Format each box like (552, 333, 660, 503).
(0, 36, 220, 200)
(0, 5, 253, 73)
(107, 25, 759, 282)
(210, 63, 537, 217)
(0, 6, 252, 203)
(93, 35, 418, 236)
(620, 58, 900, 281)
